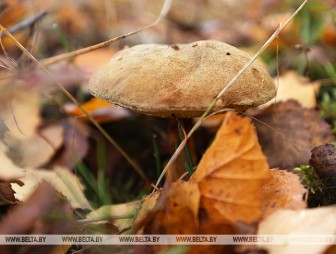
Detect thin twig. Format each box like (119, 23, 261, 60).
(0, 11, 47, 38)
(41, 0, 173, 66)
(154, 0, 309, 188)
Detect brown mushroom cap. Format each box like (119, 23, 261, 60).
(88, 40, 276, 118)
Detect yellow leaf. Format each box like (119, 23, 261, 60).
(261, 71, 320, 109)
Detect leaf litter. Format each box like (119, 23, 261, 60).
(136, 112, 310, 253)
(0, 0, 335, 253)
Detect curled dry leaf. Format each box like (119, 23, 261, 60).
(262, 169, 307, 218)
(253, 100, 335, 169)
(258, 206, 336, 254)
(261, 71, 321, 109)
(191, 111, 271, 224)
(11, 167, 92, 210)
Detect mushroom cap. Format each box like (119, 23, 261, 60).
(88, 40, 276, 118)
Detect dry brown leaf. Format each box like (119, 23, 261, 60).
(261, 71, 320, 109)
(254, 100, 335, 169)
(258, 206, 336, 254)
(191, 111, 271, 224)
(143, 204, 197, 235)
(262, 169, 307, 218)
(140, 181, 200, 235)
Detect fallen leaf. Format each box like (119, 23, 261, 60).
(0, 141, 26, 181)
(198, 114, 225, 130)
(139, 181, 200, 234)
(258, 206, 336, 254)
(167, 180, 200, 223)
(253, 100, 335, 169)
(0, 1, 30, 56)
(142, 204, 197, 235)
(1, 89, 41, 139)
(310, 143, 336, 187)
(18, 62, 91, 91)
(0, 182, 73, 254)
(73, 48, 117, 73)
(0, 118, 9, 142)
(261, 71, 321, 109)
(191, 111, 271, 224)
(322, 25, 336, 47)
(324, 245, 336, 254)
(260, 12, 300, 48)
(134, 192, 160, 227)
(0, 181, 17, 206)
(11, 167, 92, 210)
(86, 201, 140, 232)
(48, 118, 89, 169)
(16, 122, 64, 168)
(262, 169, 307, 218)
(0, 181, 70, 233)
(64, 97, 131, 123)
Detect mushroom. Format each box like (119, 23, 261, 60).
(88, 40, 276, 181)
(88, 40, 276, 118)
